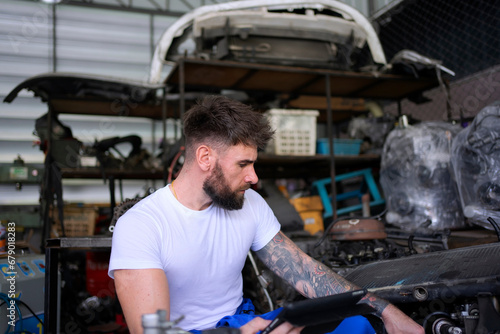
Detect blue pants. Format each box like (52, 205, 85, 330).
(212, 299, 375, 334)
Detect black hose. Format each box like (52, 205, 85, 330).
(486, 217, 500, 242)
(408, 234, 417, 254)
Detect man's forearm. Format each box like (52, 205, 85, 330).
(295, 259, 390, 317)
(256, 232, 389, 316)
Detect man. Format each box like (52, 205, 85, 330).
(109, 95, 424, 334)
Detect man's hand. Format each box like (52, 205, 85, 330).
(240, 318, 303, 334)
(381, 304, 424, 334)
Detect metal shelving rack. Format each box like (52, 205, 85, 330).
(5, 58, 441, 333)
(163, 57, 441, 219)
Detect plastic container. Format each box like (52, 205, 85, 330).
(316, 138, 363, 155)
(265, 109, 319, 156)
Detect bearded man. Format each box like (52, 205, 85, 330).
(109, 95, 424, 334)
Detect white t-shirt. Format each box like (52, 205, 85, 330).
(108, 186, 280, 331)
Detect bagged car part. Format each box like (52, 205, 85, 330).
(380, 121, 465, 231)
(451, 102, 500, 230)
(347, 114, 395, 154)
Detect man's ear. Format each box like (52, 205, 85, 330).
(196, 145, 212, 172)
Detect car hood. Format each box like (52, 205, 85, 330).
(148, 0, 387, 84)
(3, 72, 171, 118)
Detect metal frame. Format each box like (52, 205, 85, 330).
(44, 237, 112, 334)
(165, 58, 441, 218)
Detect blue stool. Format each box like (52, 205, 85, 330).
(311, 168, 385, 219)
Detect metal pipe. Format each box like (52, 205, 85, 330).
(247, 251, 274, 311)
(162, 86, 168, 186)
(52, 4, 57, 72)
(325, 74, 337, 219)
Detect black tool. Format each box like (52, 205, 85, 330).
(260, 289, 372, 334)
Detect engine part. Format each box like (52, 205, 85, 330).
(109, 197, 143, 232)
(432, 317, 462, 334)
(330, 218, 387, 241)
(475, 293, 500, 334)
(142, 310, 239, 334)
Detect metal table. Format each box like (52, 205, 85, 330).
(44, 236, 112, 333)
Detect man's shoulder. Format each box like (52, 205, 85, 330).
(119, 186, 171, 219)
(244, 188, 266, 203)
(245, 187, 259, 197)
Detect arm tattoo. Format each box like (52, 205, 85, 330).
(361, 293, 390, 318)
(256, 231, 389, 317)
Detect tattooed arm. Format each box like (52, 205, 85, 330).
(255, 231, 424, 334)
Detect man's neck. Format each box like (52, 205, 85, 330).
(171, 173, 213, 211)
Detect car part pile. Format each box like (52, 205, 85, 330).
(244, 216, 500, 333)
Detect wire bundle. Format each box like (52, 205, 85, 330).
(0, 292, 43, 334)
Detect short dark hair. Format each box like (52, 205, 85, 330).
(182, 95, 274, 155)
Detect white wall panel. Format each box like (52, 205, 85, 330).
(0, 181, 150, 205)
(0, 95, 48, 119)
(0, 0, 377, 205)
(0, 0, 177, 204)
(53, 6, 152, 79)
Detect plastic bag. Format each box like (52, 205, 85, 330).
(347, 115, 395, 154)
(451, 102, 500, 230)
(380, 121, 464, 231)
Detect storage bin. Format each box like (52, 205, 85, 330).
(316, 138, 363, 156)
(265, 109, 319, 156)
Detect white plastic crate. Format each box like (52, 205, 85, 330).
(265, 109, 319, 156)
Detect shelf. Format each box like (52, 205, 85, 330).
(59, 167, 165, 180)
(165, 58, 440, 101)
(3, 60, 440, 120)
(2, 59, 436, 259)
(46, 236, 112, 249)
(58, 154, 380, 180)
(256, 153, 380, 179)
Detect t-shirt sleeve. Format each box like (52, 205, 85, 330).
(108, 209, 164, 279)
(248, 190, 281, 252)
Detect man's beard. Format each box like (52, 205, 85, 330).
(203, 162, 246, 210)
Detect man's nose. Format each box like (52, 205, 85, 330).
(245, 166, 259, 185)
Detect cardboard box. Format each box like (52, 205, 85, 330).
(289, 195, 323, 212)
(299, 211, 324, 235)
(290, 196, 324, 235)
(51, 204, 97, 237)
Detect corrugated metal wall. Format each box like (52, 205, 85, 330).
(0, 0, 179, 204)
(0, 0, 395, 205)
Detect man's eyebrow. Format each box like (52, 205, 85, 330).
(238, 159, 256, 164)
